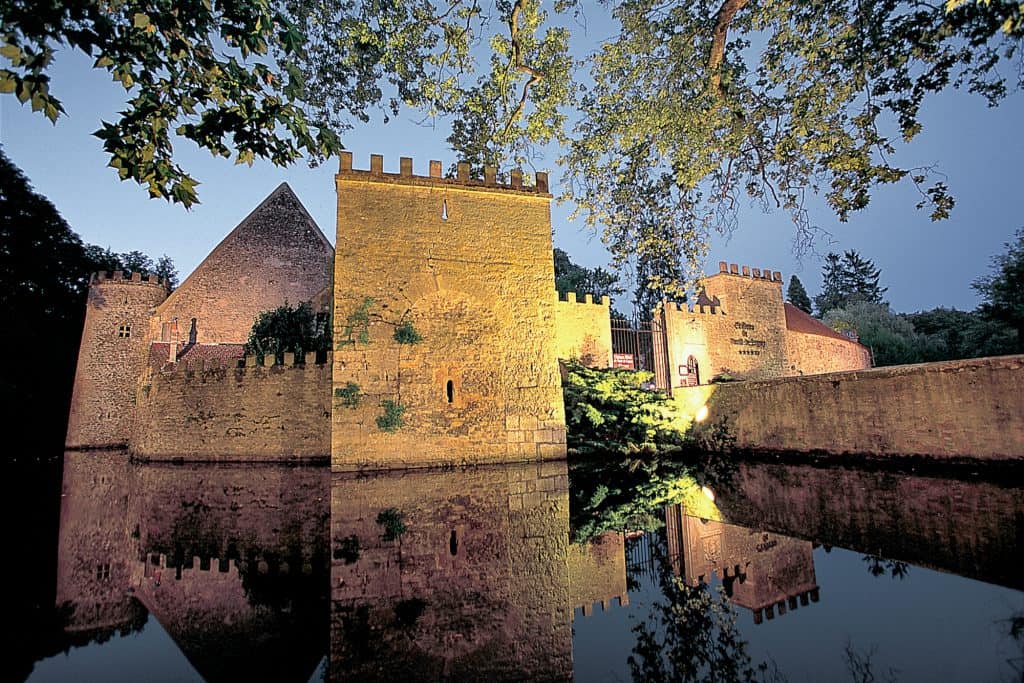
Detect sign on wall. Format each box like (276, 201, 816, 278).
(612, 353, 635, 369)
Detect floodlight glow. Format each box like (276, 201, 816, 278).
(695, 404, 709, 423)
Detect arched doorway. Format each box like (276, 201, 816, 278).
(684, 355, 700, 387)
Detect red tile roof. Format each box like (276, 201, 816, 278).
(784, 302, 860, 344)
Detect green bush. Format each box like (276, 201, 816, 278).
(334, 382, 361, 408)
(563, 363, 689, 456)
(376, 508, 407, 541)
(376, 399, 406, 433)
(393, 320, 423, 344)
(245, 300, 331, 363)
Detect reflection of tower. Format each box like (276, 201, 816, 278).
(128, 463, 330, 683)
(330, 461, 572, 680)
(56, 451, 143, 637)
(665, 504, 820, 624)
(568, 531, 629, 617)
(65, 271, 169, 448)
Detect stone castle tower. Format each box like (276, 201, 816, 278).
(65, 271, 169, 448)
(331, 153, 567, 470)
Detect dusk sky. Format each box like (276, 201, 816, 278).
(2, 10, 1021, 314)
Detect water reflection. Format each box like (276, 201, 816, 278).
(55, 452, 330, 682)
(29, 453, 1024, 682)
(329, 462, 572, 681)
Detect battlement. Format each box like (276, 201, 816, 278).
(141, 551, 315, 579)
(716, 261, 782, 282)
(337, 151, 551, 196)
(576, 594, 630, 617)
(90, 270, 169, 289)
(558, 291, 611, 306)
(751, 588, 820, 625)
(157, 351, 332, 374)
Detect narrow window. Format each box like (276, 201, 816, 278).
(118, 324, 131, 338)
(449, 529, 458, 556)
(441, 199, 449, 221)
(446, 379, 454, 404)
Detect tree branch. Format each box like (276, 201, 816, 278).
(503, 0, 543, 136)
(708, 0, 751, 96)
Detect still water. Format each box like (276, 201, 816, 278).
(12, 452, 1024, 682)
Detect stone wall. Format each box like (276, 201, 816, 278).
(331, 153, 566, 470)
(132, 353, 331, 461)
(66, 272, 169, 448)
(330, 461, 572, 681)
(554, 292, 613, 367)
(784, 330, 872, 376)
(699, 355, 1024, 460)
(149, 183, 333, 345)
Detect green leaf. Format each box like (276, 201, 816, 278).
(133, 13, 150, 29)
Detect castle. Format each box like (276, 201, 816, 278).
(65, 153, 869, 467)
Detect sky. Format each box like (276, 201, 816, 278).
(2, 8, 1022, 314)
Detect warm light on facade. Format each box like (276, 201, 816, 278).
(695, 404, 710, 423)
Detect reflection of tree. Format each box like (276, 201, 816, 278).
(844, 641, 899, 683)
(569, 451, 737, 544)
(862, 555, 910, 580)
(628, 541, 776, 683)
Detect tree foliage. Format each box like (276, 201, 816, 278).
(786, 275, 812, 314)
(562, 0, 1021, 298)
(83, 247, 179, 290)
(0, 148, 166, 451)
(815, 250, 887, 315)
(554, 247, 623, 302)
(6, 0, 1023, 294)
(825, 302, 918, 366)
(1, 0, 343, 206)
(245, 300, 331, 362)
(973, 228, 1024, 351)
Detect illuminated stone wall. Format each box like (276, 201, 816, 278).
(331, 153, 566, 470)
(700, 355, 1024, 460)
(65, 273, 169, 448)
(147, 183, 334, 345)
(330, 461, 572, 681)
(554, 292, 613, 367)
(661, 262, 869, 388)
(131, 353, 331, 461)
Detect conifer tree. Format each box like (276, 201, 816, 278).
(786, 275, 812, 314)
(814, 250, 886, 315)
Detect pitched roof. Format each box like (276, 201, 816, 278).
(784, 302, 861, 344)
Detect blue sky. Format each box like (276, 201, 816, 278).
(2, 15, 1021, 314)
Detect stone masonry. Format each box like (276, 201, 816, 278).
(331, 153, 566, 470)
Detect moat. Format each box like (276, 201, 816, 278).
(9, 453, 1023, 682)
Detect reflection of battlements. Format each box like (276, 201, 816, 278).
(330, 461, 572, 681)
(665, 504, 819, 625)
(568, 531, 629, 617)
(338, 151, 551, 195)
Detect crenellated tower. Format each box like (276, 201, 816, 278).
(331, 153, 567, 470)
(65, 271, 169, 448)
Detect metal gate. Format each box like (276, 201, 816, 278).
(610, 309, 672, 393)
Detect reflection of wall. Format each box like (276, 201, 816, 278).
(717, 461, 1024, 590)
(330, 461, 572, 681)
(568, 531, 628, 616)
(702, 355, 1024, 460)
(55, 456, 330, 681)
(554, 293, 613, 368)
(128, 462, 330, 683)
(56, 451, 142, 636)
(665, 505, 819, 624)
